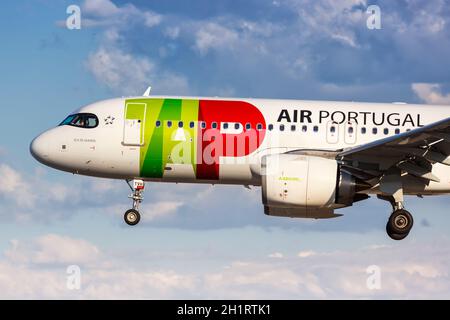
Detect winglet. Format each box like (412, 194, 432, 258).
(143, 86, 152, 97)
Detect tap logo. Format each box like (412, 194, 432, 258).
(124, 98, 266, 180)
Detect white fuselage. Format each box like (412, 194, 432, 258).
(30, 96, 450, 195)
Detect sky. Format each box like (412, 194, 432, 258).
(1, 0, 450, 299)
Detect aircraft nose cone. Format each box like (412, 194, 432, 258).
(30, 135, 49, 164)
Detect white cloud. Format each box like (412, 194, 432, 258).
(80, 0, 162, 28)
(83, 0, 120, 17)
(286, 0, 367, 48)
(268, 252, 284, 259)
(143, 11, 163, 28)
(5, 234, 100, 265)
(164, 26, 180, 39)
(86, 47, 153, 94)
(142, 201, 183, 222)
(89, 178, 121, 194)
(194, 22, 239, 55)
(412, 83, 450, 105)
(86, 46, 190, 95)
(0, 163, 121, 224)
(0, 234, 450, 299)
(0, 164, 23, 193)
(404, 264, 443, 279)
(0, 164, 36, 208)
(298, 250, 317, 258)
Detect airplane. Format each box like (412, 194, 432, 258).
(30, 92, 450, 240)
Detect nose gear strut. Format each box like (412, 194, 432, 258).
(124, 179, 145, 226)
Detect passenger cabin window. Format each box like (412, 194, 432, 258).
(361, 127, 367, 134)
(212, 122, 218, 129)
(201, 122, 206, 129)
(268, 124, 274, 131)
(257, 123, 263, 131)
(279, 124, 285, 131)
(372, 128, 378, 134)
(246, 123, 251, 130)
(384, 128, 389, 135)
(167, 121, 172, 128)
(223, 123, 229, 130)
(190, 122, 195, 129)
(291, 125, 296, 132)
(59, 113, 99, 129)
(302, 125, 307, 132)
(156, 120, 161, 127)
(313, 126, 318, 132)
(395, 128, 400, 134)
(234, 123, 240, 130)
(178, 121, 183, 128)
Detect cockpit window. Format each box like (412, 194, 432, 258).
(59, 113, 99, 129)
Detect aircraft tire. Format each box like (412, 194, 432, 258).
(124, 209, 141, 226)
(386, 224, 409, 240)
(388, 209, 413, 235)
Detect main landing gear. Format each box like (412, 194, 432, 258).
(378, 195, 414, 240)
(124, 179, 145, 226)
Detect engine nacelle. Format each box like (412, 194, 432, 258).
(261, 154, 363, 219)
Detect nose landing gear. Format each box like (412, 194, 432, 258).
(124, 179, 145, 226)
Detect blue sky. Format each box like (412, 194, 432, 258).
(1, 0, 450, 299)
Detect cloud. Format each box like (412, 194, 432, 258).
(83, 0, 120, 17)
(143, 11, 163, 28)
(77, 0, 450, 102)
(194, 22, 239, 55)
(0, 164, 36, 208)
(0, 164, 23, 193)
(86, 46, 190, 96)
(298, 250, 317, 258)
(86, 47, 152, 95)
(5, 234, 100, 265)
(0, 234, 197, 299)
(142, 201, 184, 222)
(0, 163, 121, 224)
(80, 0, 162, 28)
(0, 163, 77, 221)
(1, 234, 449, 299)
(83, 2, 191, 97)
(164, 26, 180, 39)
(268, 252, 284, 259)
(286, 0, 367, 48)
(412, 83, 450, 104)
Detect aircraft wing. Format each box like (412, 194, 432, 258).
(336, 117, 450, 183)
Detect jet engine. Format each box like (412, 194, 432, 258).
(261, 154, 369, 219)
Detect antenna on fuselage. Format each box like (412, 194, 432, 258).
(143, 86, 152, 97)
